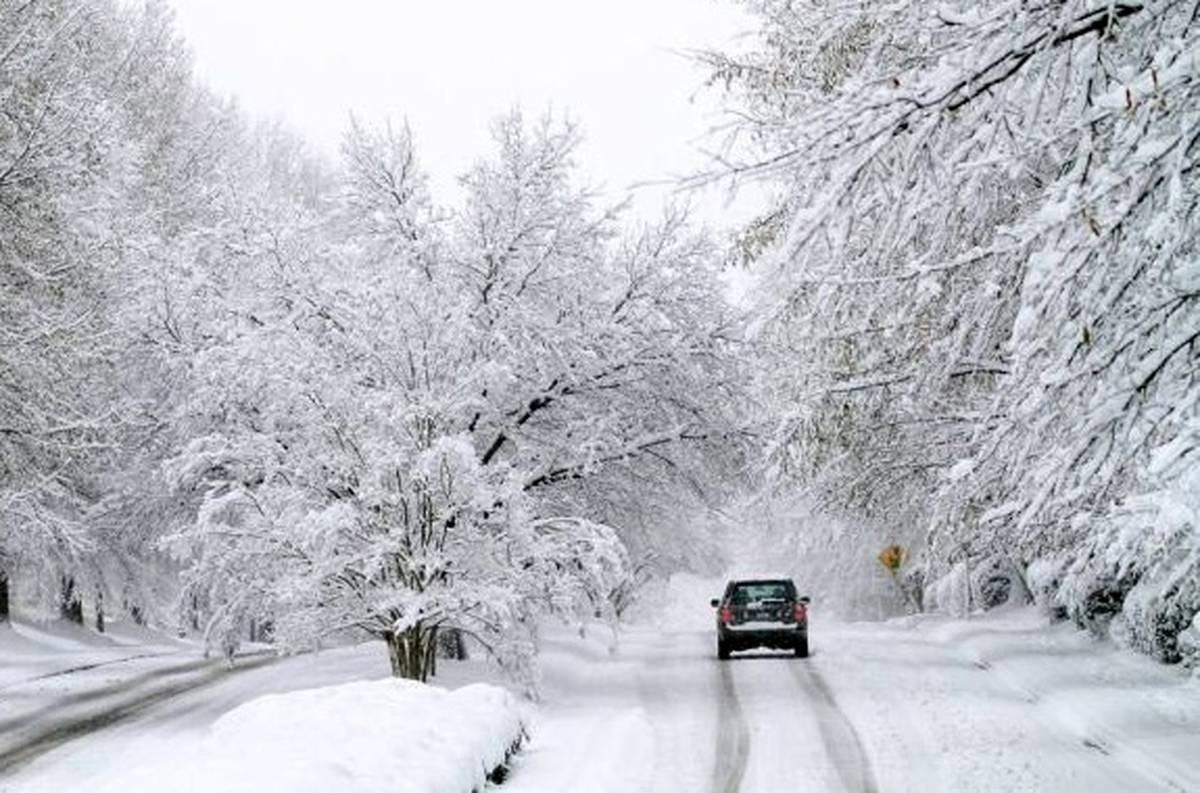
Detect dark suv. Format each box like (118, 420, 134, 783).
(710, 578, 810, 659)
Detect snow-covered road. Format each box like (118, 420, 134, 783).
(501, 625, 879, 793)
(3, 606, 1199, 792)
(507, 609, 1200, 793)
(0, 644, 393, 792)
(0, 653, 273, 773)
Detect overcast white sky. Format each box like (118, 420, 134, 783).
(166, 0, 762, 226)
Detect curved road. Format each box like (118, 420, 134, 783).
(0, 645, 390, 791)
(0, 654, 275, 775)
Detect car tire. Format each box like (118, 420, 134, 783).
(794, 636, 809, 658)
(718, 640, 731, 660)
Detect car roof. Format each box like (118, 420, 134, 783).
(727, 578, 795, 586)
(726, 571, 792, 580)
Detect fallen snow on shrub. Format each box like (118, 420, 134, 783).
(200, 679, 524, 793)
(1180, 612, 1200, 668)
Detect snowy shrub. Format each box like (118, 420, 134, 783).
(930, 563, 972, 618)
(1056, 489, 1199, 660)
(191, 679, 526, 793)
(1179, 613, 1200, 669)
(927, 557, 1034, 616)
(1058, 559, 1140, 639)
(1025, 555, 1070, 620)
(1107, 461, 1200, 663)
(970, 557, 1021, 610)
(1121, 571, 1200, 664)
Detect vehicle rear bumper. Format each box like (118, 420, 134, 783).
(719, 624, 806, 649)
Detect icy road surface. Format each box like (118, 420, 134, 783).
(3, 607, 1200, 792)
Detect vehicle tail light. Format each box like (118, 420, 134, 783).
(793, 602, 807, 623)
(719, 604, 733, 625)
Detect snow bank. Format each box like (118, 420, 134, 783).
(193, 679, 524, 793)
(814, 608, 1200, 792)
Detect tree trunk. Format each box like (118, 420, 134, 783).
(60, 576, 83, 625)
(383, 624, 437, 681)
(438, 628, 467, 660)
(385, 630, 403, 675)
(0, 570, 9, 623)
(95, 588, 105, 633)
(425, 626, 439, 678)
(1006, 556, 1034, 605)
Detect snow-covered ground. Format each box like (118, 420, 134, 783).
(3, 586, 1199, 793)
(503, 579, 1200, 793)
(0, 618, 282, 776)
(87, 677, 524, 793)
(0, 619, 193, 688)
(0, 630, 511, 793)
(821, 610, 1200, 792)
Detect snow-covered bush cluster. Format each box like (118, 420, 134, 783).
(707, 0, 1200, 660)
(204, 681, 524, 793)
(93, 679, 525, 793)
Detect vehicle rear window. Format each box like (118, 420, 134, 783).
(730, 581, 794, 603)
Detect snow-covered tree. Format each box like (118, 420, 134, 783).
(0, 0, 173, 620)
(709, 0, 1200, 654)
(0, 0, 334, 628)
(164, 112, 747, 681)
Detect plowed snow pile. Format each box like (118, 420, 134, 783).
(95, 679, 525, 793)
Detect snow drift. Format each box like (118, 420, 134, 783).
(152, 679, 524, 793)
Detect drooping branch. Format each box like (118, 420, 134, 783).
(522, 430, 709, 491)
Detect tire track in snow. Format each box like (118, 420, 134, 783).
(0, 654, 276, 775)
(0, 650, 184, 692)
(790, 661, 880, 793)
(712, 661, 749, 793)
(0, 656, 219, 736)
(633, 630, 720, 793)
